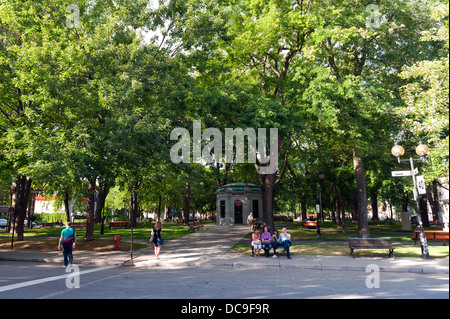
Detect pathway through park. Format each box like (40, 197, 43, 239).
(132, 224, 249, 267)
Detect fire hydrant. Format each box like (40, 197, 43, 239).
(113, 235, 121, 250)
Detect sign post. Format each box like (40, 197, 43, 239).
(391, 158, 430, 259)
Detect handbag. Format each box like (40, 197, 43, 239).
(64, 235, 74, 244)
(150, 230, 156, 244)
(157, 238, 164, 246)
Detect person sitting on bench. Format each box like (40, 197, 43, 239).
(279, 227, 292, 259)
(261, 225, 272, 257)
(251, 229, 262, 257)
(271, 229, 281, 259)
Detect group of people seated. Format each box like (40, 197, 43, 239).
(251, 225, 292, 259)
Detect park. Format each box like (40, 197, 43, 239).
(0, 0, 449, 302)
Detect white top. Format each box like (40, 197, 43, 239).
(279, 232, 291, 242)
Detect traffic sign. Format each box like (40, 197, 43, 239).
(416, 175, 427, 195)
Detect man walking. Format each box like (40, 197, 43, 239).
(58, 222, 77, 267)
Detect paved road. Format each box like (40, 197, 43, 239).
(0, 224, 448, 303)
(0, 261, 447, 300)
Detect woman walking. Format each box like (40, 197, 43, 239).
(151, 221, 163, 259)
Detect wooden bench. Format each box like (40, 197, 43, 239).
(196, 221, 204, 229)
(188, 220, 204, 231)
(411, 230, 449, 246)
(302, 221, 317, 229)
(108, 221, 129, 229)
(348, 238, 395, 258)
(42, 222, 56, 227)
(71, 222, 87, 230)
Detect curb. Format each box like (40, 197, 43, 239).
(228, 261, 449, 274)
(1, 254, 448, 274)
(0, 256, 125, 267)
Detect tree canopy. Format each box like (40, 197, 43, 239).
(0, 0, 448, 240)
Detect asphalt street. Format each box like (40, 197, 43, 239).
(0, 261, 447, 299)
(1, 224, 448, 307)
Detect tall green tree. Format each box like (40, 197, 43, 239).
(0, 0, 184, 240)
(398, 3, 449, 182)
(145, 0, 445, 234)
(290, 0, 443, 237)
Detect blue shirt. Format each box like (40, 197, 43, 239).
(61, 227, 76, 240)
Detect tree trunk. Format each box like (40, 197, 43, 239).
(371, 192, 379, 220)
(12, 176, 32, 241)
(350, 195, 358, 221)
(419, 194, 429, 227)
(388, 201, 394, 219)
(164, 206, 169, 221)
(26, 190, 35, 229)
(333, 183, 341, 227)
(157, 194, 162, 221)
(259, 173, 276, 232)
(85, 178, 96, 241)
(95, 182, 110, 223)
(300, 196, 307, 221)
(339, 184, 346, 232)
(8, 182, 17, 232)
(353, 149, 369, 238)
(64, 190, 71, 223)
(426, 181, 440, 223)
(402, 190, 409, 212)
(183, 181, 190, 224)
(256, 134, 288, 233)
(130, 191, 138, 227)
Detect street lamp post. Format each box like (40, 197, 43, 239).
(391, 141, 430, 259)
(306, 171, 325, 239)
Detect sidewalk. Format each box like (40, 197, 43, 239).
(0, 224, 448, 274)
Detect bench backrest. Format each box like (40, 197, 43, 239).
(413, 230, 449, 240)
(72, 222, 86, 226)
(348, 238, 392, 248)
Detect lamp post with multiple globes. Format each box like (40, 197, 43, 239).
(391, 141, 430, 259)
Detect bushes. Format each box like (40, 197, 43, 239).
(368, 219, 401, 226)
(273, 214, 293, 222)
(33, 213, 66, 224)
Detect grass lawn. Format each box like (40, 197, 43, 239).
(271, 220, 437, 242)
(235, 220, 449, 258)
(243, 221, 409, 242)
(0, 220, 202, 240)
(0, 237, 148, 252)
(228, 243, 449, 258)
(0, 221, 210, 252)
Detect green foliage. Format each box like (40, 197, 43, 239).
(0, 0, 447, 241)
(397, 3, 449, 182)
(33, 212, 66, 224)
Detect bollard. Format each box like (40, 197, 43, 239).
(113, 235, 121, 250)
